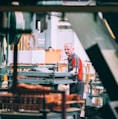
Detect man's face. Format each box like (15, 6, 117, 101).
(64, 44, 74, 57)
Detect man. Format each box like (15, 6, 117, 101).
(64, 42, 84, 98)
(64, 43, 84, 119)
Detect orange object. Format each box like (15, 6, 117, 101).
(58, 63, 68, 72)
(3, 75, 8, 81)
(17, 82, 51, 91)
(45, 50, 61, 64)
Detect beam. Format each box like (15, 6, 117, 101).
(0, 5, 118, 12)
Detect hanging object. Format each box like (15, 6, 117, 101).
(9, 12, 25, 45)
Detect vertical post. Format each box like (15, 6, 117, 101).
(12, 43, 18, 91)
(62, 91, 66, 119)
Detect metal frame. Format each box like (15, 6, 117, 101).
(0, 89, 66, 119)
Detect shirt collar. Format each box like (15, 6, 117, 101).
(68, 53, 75, 61)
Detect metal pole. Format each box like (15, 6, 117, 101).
(62, 91, 66, 119)
(12, 43, 18, 92)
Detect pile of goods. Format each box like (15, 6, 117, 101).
(0, 83, 84, 112)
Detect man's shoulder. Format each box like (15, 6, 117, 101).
(73, 54, 82, 61)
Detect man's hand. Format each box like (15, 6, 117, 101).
(70, 67, 78, 76)
(70, 70, 76, 76)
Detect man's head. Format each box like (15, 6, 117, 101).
(64, 43, 74, 57)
